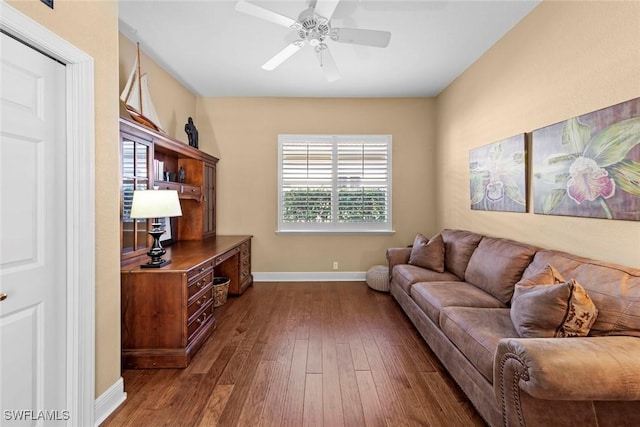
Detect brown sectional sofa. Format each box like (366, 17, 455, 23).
(387, 229, 640, 427)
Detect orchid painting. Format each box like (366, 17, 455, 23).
(469, 135, 527, 212)
(532, 97, 640, 221)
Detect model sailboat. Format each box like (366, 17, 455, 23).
(120, 43, 164, 133)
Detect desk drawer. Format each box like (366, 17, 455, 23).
(187, 262, 213, 282)
(215, 246, 240, 266)
(179, 184, 201, 200)
(241, 265, 251, 282)
(188, 303, 214, 343)
(187, 270, 213, 301)
(240, 241, 250, 258)
(188, 287, 213, 321)
(155, 181, 202, 200)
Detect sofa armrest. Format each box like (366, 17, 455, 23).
(495, 336, 640, 402)
(386, 247, 411, 277)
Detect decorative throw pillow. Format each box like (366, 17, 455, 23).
(511, 265, 598, 338)
(561, 280, 599, 337)
(408, 233, 445, 273)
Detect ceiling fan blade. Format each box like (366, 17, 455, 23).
(331, 28, 391, 48)
(314, 0, 341, 20)
(262, 42, 305, 71)
(236, 0, 298, 29)
(316, 46, 341, 82)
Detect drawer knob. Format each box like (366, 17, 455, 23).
(196, 281, 203, 288)
(197, 312, 207, 324)
(197, 295, 207, 306)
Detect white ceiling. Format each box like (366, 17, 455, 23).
(118, 0, 540, 98)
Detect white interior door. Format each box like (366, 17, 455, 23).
(0, 32, 68, 425)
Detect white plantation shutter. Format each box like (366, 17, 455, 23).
(278, 135, 392, 232)
(281, 140, 333, 223)
(337, 139, 389, 223)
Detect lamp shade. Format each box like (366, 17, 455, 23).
(129, 189, 183, 219)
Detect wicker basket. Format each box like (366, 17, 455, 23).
(213, 277, 230, 307)
(366, 265, 390, 292)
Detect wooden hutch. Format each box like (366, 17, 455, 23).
(119, 118, 252, 368)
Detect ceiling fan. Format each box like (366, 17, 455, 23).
(235, 0, 391, 82)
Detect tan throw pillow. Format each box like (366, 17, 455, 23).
(408, 233, 445, 273)
(511, 265, 598, 338)
(561, 280, 599, 337)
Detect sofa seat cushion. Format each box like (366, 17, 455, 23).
(439, 307, 519, 383)
(411, 281, 506, 324)
(524, 250, 640, 337)
(465, 237, 538, 305)
(392, 264, 461, 294)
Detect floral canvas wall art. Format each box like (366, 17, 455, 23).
(469, 134, 527, 212)
(532, 97, 640, 221)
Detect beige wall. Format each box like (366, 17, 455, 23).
(119, 34, 196, 140)
(5, 0, 121, 396)
(436, 0, 640, 267)
(196, 97, 437, 271)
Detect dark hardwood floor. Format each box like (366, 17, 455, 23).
(101, 281, 486, 426)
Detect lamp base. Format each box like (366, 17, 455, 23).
(140, 223, 172, 269)
(140, 259, 171, 268)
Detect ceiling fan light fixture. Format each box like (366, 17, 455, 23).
(308, 30, 322, 47)
(315, 42, 328, 54)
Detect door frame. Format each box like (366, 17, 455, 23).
(1, 3, 96, 426)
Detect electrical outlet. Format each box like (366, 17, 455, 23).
(333, 261, 339, 270)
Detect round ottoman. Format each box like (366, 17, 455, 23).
(366, 265, 390, 292)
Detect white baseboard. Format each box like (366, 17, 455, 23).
(94, 377, 126, 426)
(253, 271, 366, 282)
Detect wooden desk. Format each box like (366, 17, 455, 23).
(121, 236, 252, 368)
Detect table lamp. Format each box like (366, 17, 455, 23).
(129, 188, 183, 268)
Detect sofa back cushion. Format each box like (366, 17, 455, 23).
(465, 237, 537, 305)
(440, 229, 483, 280)
(523, 250, 640, 337)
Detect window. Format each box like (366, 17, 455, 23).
(278, 134, 392, 233)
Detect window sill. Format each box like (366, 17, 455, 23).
(276, 230, 396, 235)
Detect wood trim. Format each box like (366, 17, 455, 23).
(94, 378, 126, 427)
